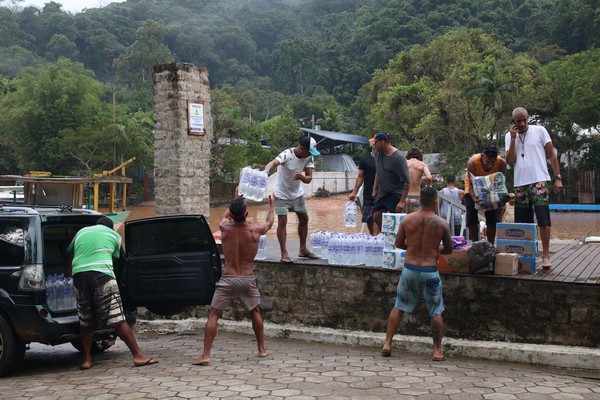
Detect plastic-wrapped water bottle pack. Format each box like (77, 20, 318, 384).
(239, 166, 268, 201)
(46, 274, 77, 312)
(309, 231, 386, 267)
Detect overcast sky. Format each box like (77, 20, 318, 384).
(22, 0, 126, 14)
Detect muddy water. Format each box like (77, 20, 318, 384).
(121, 195, 600, 241)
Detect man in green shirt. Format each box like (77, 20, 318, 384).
(67, 216, 158, 370)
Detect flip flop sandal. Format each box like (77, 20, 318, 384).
(280, 256, 294, 264)
(298, 252, 319, 259)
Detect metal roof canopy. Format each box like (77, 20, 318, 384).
(300, 128, 370, 149)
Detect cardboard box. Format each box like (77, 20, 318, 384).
(382, 213, 406, 234)
(496, 223, 538, 241)
(383, 249, 405, 269)
(518, 255, 537, 274)
(495, 253, 519, 275)
(383, 232, 397, 250)
(438, 249, 469, 274)
(496, 239, 538, 257)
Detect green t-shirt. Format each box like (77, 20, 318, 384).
(67, 224, 122, 279)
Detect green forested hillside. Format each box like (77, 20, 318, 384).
(1, 0, 599, 183)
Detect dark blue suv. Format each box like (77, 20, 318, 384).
(0, 205, 221, 376)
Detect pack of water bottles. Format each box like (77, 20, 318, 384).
(254, 235, 267, 260)
(46, 273, 77, 312)
(309, 231, 386, 267)
(239, 166, 268, 201)
(344, 201, 357, 228)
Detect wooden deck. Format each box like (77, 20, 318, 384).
(516, 241, 600, 284)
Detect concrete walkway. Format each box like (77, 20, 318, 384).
(3, 323, 599, 399)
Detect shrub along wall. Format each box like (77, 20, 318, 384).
(140, 261, 600, 347)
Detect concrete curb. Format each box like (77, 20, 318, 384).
(136, 318, 600, 371)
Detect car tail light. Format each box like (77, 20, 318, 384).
(18, 264, 45, 291)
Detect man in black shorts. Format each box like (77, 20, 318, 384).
(369, 132, 410, 235)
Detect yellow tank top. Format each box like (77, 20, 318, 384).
(464, 153, 502, 194)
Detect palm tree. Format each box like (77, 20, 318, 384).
(464, 59, 519, 148)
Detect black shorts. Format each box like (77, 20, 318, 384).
(373, 193, 401, 213)
(462, 193, 502, 227)
(73, 271, 125, 331)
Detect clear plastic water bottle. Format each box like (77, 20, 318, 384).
(255, 235, 267, 260)
(344, 201, 357, 228)
(55, 274, 65, 311)
(320, 232, 329, 260)
(247, 168, 260, 201)
(375, 235, 384, 267)
(364, 237, 374, 267)
(255, 171, 268, 201)
(341, 234, 351, 265)
(310, 232, 320, 257)
(65, 276, 76, 309)
(46, 275, 56, 310)
(239, 166, 252, 198)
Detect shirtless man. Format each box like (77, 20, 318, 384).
(405, 147, 432, 213)
(193, 194, 275, 366)
(381, 187, 452, 362)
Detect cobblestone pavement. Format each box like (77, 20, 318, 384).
(3, 331, 600, 399)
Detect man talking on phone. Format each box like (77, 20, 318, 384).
(505, 107, 562, 270)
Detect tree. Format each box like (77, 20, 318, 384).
(46, 34, 79, 62)
(113, 19, 174, 88)
(464, 58, 518, 147)
(0, 59, 114, 174)
(274, 38, 317, 95)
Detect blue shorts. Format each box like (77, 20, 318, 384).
(394, 264, 445, 317)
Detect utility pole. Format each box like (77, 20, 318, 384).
(112, 86, 116, 168)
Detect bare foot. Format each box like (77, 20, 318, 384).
(258, 351, 269, 357)
(192, 356, 211, 366)
(80, 361, 93, 370)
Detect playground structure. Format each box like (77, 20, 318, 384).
(0, 158, 135, 213)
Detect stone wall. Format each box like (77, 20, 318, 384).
(142, 261, 600, 347)
(153, 63, 212, 217)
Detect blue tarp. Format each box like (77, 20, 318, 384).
(300, 128, 370, 149)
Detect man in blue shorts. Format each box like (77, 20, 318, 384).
(369, 132, 410, 235)
(381, 187, 453, 361)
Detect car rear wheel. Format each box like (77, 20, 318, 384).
(0, 314, 26, 377)
(71, 335, 116, 354)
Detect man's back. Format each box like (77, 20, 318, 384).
(219, 221, 261, 276)
(396, 210, 452, 267)
(406, 158, 431, 196)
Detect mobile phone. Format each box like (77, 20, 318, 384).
(511, 119, 515, 124)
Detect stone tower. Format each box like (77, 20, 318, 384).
(153, 63, 212, 216)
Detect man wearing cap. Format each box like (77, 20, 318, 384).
(349, 138, 377, 234)
(193, 194, 274, 366)
(264, 136, 320, 263)
(369, 132, 410, 235)
(463, 145, 507, 244)
(506, 107, 562, 270)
